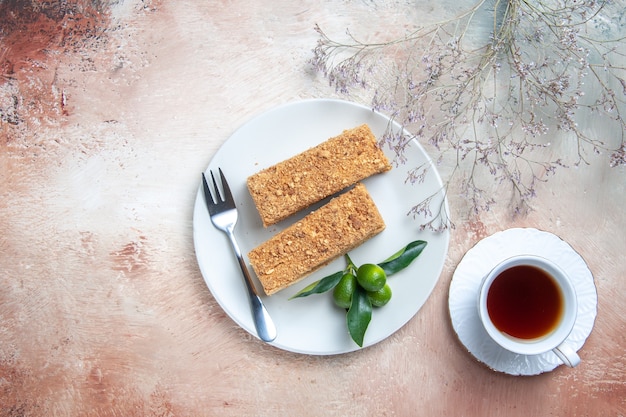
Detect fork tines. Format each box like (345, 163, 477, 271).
(202, 168, 235, 211)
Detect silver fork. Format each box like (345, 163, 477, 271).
(202, 168, 277, 342)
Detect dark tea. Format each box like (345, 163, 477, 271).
(486, 265, 564, 340)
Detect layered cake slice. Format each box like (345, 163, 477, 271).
(248, 183, 385, 296)
(247, 124, 391, 227)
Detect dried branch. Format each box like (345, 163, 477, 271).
(310, 0, 626, 230)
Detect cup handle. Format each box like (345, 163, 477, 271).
(552, 343, 580, 367)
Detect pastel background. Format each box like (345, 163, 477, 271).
(1, 1, 624, 416)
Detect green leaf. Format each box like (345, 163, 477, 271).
(347, 286, 372, 347)
(378, 240, 427, 276)
(289, 271, 344, 299)
(380, 245, 409, 263)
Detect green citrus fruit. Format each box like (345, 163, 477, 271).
(367, 283, 392, 307)
(333, 273, 357, 309)
(356, 263, 387, 292)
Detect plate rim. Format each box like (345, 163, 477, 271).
(193, 98, 450, 354)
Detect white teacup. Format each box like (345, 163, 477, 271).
(478, 255, 580, 367)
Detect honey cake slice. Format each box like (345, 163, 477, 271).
(247, 124, 391, 227)
(248, 183, 385, 296)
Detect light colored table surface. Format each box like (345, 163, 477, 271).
(1, 1, 625, 416)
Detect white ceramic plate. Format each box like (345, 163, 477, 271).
(193, 99, 450, 355)
(449, 228, 598, 375)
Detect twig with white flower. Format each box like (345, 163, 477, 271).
(310, 0, 626, 230)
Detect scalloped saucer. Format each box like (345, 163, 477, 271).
(448, 228, 598, 375)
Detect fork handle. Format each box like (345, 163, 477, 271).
(226, 231, 277, 343)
